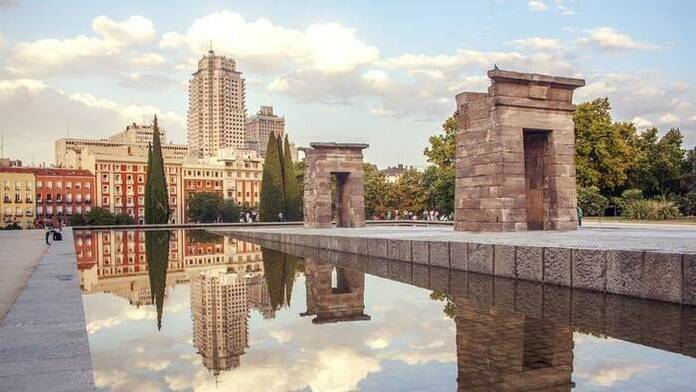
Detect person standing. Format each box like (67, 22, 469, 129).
(577, 206, 583, 226)
(45, 224, 53, 245)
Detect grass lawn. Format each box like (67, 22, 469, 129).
(584, 216, 696, 225)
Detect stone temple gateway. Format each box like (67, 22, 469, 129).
(454, 69, 585, 232)
(303, 142, 369, 228)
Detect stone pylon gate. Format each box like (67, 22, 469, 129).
(454, 69, 585, 232)
(303, 142, 369, 228)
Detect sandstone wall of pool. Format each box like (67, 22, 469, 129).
(215, 226, 696, 306)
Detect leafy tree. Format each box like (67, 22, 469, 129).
(282, 135, 302, 220)
(2, 222, 21, 230)
(114, 213, 136, 225)
(363, 163, 389, 217)
(629, 128, 685, 198)
(424, 116, 457, 168)
(68, 214, 86, 226)
(260, 133, 285, 221)
(422, 165, 455, 215)
(85, 207, 116, 225)
(145, 115, 171, 224)
(188, 192, 241, 222)
(574, 98, 637, 192)
(389, 169, 427, 214)
(577, 186, 609, 216)
(145, 230, 170, 330)
(683, 148, 696, 193)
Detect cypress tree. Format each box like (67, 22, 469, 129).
(146, 230, 170, 330)
(282, 135, 302, 221)
(259, 133, 285, 221)
(145, 115, 171, 224)
(144, 144, 153, 224)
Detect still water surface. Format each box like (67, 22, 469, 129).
(74, 229, 696, 391)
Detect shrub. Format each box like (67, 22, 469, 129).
(188, 192, 241, 223)
(577, 186, 608, 216)
(68, 214, 87, 227)
(2, 222, 21, 230)
(623, 199, 680, 220)
(674, 192, 696, 217)
(621, 188, 644, 201)
(114, 213, 136, 225)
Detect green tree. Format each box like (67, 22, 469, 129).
(389, 169, 427, 214)
(114, 213, 136, 225)
(430, 291, 456, 319)
(629, 128, 685, 198)
(145, 115, 171, 224)
(424, 116, 457, 168)
(577, 186, 609, 216)
(282, 135, 302, 220)
(574, 98, 637, 192)
(145, 230, 170, 330)
(259, 133, 285, 221)
(422, 116, 457, 215)
(85, 207, 116, 225)
(422, 165, 455, 215)
(188, 192, 241, 222)
(363, 163, 389, 217)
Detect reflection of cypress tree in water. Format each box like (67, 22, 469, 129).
(146, 230, 170, 330)
(261, 248, 298, 310)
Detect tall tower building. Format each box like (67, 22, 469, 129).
(188, 50, 247, 158)
(245, 106, 285, 157)
(190, 267, 249, 374)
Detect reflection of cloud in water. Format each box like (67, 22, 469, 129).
(588, 365, 659, 387)
(270, 329, 292, 344)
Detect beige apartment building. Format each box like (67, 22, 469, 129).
(188, 50, 247, 158)
(55, 122, 189, 168)
(202, 147, 263, 208)
(0, 169, 35, 228)
(245, 106, 285, 157)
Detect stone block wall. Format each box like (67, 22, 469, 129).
(303, 143, 368, 228)
(454, 70, 585, 232)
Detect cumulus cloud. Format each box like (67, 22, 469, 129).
(511, 37, 563, 50)
(0, 79, 184, 164)
(130, 52, 166, 67)
(159, 11, 377, 74)
(7, 15, 156, 75)
(529, 0, 547, 12)
(577, 27, 665, 51)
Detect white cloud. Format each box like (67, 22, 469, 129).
(131, 52, 166, 67)
(631, 116, 653, 128)
(529, 0, 548, 12)
(0, 78, 185, 164)
(8, 15, 156, 75)
(577, 27, 664, 51)
(267, 77, 289, 92)
(659, 112, 679, 123)
(160, 11, 377, 74)
(511, 37, 563, 50)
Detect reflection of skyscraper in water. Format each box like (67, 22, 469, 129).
(301, 260, 370, 324)
(191, 267, 250, 374)
(453, 297, 574, 391)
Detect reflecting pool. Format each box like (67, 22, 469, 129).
(74, 229, 696, 391)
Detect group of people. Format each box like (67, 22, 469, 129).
(239, 210, 259, 223)
(44, 222, 62, 245)
(376, 209, 452, 221)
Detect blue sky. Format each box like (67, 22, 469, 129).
(1, 0, 695, 167)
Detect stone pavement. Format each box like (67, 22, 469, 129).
(215, 224, 696, 305)
(0, 228, 95, 391)
(0, 229, 48, 323)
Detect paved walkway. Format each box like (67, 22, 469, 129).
(219, 224, 696, 253)
(0, 230, 48, 323)
(0, 228, 95, 391)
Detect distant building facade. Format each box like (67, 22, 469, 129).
(33, 168, 95, 227)
(55, 122, 189, 169)
(182, 160, 225, 222)
(188, 50, 247, 158)
(245, 106, 284, 157)
(0, 168, 35, 228)
(381, 164, 414, 183)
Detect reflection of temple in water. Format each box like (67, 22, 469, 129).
(190, 268, 249, 374)
(454, 298, 573, 391)
(301, 260, 370, 324)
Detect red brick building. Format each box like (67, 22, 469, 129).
(33, 168, 95, 227)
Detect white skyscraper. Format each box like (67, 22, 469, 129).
(188, 50, 246, 158)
